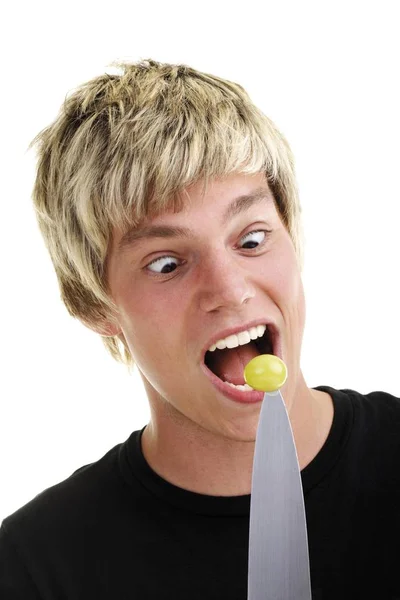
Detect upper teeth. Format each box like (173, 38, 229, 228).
(208, 325, 267, 352)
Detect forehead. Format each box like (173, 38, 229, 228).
(181, 171, 271, 212)
(112, 173, 276, 256)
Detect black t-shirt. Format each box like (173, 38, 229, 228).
(1, 386, 400, 599)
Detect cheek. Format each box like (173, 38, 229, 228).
(259, 237, 306, 328)
(262, 241, 302, 299)
(116, 283, 190, 368)
(117, 275, 184, 324)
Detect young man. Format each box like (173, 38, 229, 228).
(1, 59, 399, 599)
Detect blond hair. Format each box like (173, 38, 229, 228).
(30, 58, 304, 370)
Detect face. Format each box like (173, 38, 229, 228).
(106, 172, 306, 441)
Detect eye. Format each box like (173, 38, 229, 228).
(146, 256, 180, 274)
(239, 229, 269, 249)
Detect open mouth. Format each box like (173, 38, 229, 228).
(203, 325, 275, 389)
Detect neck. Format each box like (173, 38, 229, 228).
(140, 373, 333, 496)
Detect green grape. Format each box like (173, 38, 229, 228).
(244, 354, 287, 392)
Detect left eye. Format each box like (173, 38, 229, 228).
(240, 230, 266, 249)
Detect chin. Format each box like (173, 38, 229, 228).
(214, 419, 259, 443)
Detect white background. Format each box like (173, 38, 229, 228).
(1, 1, 399, 519)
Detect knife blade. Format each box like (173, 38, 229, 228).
(247, 390, 312, 600)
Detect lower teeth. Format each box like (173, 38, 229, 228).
(224, 381, 253, 391)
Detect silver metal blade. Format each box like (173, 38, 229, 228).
(247, 390, 311, 600)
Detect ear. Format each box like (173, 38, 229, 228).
(82, 318, 122, 338)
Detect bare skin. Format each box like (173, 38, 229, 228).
(140, 377, 332, 496)
(100, 172, 334, 496)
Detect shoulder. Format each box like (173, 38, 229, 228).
(342, 387, 400, 423)
(1, 438, 126, 544)
(337, 387, 400, 466)
(316, 385, 400, 462)
(0, 429, 150, 590)
(318, 384, 400, 423)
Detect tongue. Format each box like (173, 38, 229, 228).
(210, 342, 260, 385)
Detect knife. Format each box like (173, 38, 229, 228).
(246, 359, 312, 600)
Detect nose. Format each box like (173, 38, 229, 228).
(198, 252, 256, 313)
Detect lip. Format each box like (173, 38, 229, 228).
(201, 362, 265, 404)
(201, 319, 282, 362)
(200, 319, 283, 405)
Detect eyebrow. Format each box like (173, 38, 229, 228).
(116, 187, 272, 256)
